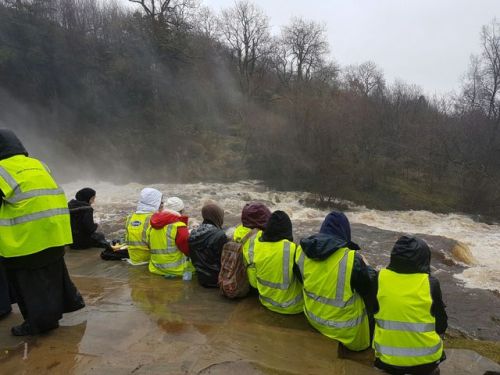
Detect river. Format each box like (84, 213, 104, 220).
(62, 180, 500, 340)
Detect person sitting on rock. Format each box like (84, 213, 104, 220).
(125, 188, 163, 265)
(189, 202, 228, 288)
(372, 236, 447, 375)
(295, 211, 375, 351)
(232, 202, 272, 242)
(68, 188, 111, 251)
(243, 210, 303, 314)
(148, 197, 194, 277)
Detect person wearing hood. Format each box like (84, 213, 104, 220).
(243, 211, 303, 314)
(68, 188, 111, 250)
(0, 129, 84, 336)
(148, 197, 194, 277)
(232, 202, 272, 242)
(295, 211, 374, 351)
(372, 236, 447, 375)
(125, 188, 163, 265)
(189, 202, 228, 288)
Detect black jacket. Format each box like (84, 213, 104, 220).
(189, 223, 228, 288)
(68, 199, 98, 249)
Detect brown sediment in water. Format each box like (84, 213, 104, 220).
(450, 241, 476, 266)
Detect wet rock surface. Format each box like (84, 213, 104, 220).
(0, 244, 499, 374)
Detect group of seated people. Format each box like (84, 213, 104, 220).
(68, 187, 448, 375)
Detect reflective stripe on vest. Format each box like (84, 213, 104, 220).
(248, 237, 303, 314)
(0, 155, 72, 257)
(306, 309, 367, 329)
(0, 207, 69, 226)
(150, 225, 179, 261)
(127, 214, 151, 247)
(376, 319, 435, 333)
(151, 258, 185, 269)
(260, 293, 303, 309)
(254, 241, 291, 290)
(374, 342, 442, 357)
(4, 187, 65, 204)
(303, 251, 354, 308)
(373, 269, 443, 367)
(0, 166, 20, 193)
(297, 245, 370, 351)
(148, 222, 190, 276)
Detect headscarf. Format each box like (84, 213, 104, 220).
(0, 129, 28, 160)
(136, 188, 162, 213)
(388, 235, 431, 274)
(261, 210, 293, 242)
(165, 197, 184, 213)
(201, 203, 224, 228)
(319, 211, 360, 250)
(75, 188, 96, 204)
(241, 202, 272, 230)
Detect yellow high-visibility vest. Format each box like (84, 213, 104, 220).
(242, 229, 262, 288)
(373, 269, 443, 367)
(125, 212, 152, 264)
(0, 155, 72, 257)
(296, 246, 370, 351)
(233, 224, 252, 242)
(245, 237, 303, 314)
(148, 221, 193, 277)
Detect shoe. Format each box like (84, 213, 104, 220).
(11, 321, 32, 336)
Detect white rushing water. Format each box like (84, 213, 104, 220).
(63, 180, 500, 292)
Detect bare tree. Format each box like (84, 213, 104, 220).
(192, 5, 218, 39)
(128, 0, 197, 28)
(281, 17, 328, 81)
(343, 61, 385, 96)
(218, 0, 270, 94)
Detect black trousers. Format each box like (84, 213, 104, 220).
(0, 262, 12, 317)
(5, 254, 85, 333)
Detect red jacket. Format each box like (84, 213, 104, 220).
(150, 210, 190, 256)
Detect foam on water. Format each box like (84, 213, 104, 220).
(63, 180, 500, 292)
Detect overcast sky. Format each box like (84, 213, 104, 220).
(199, 0, 499, 97)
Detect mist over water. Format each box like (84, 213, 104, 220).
(63, 180, 500, 293)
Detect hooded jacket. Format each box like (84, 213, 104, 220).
(0, 129, 28, 161)
(189, 223, 227, 287)
(373, 236, 447, 374)
(373, 236, 447, 334)
(0, 129, 28, 205)
(298, 212, 375, 299)
(0, 130, 66, 269)
(136, 188, 162, 213)
(150, 210, 190, 256)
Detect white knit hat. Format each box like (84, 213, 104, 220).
(165, 197, 184, 213)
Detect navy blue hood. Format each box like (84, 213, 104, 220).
(300, 211, 359, 260)
(0, 129, 28, 160)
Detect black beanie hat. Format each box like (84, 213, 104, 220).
(75, 188, 96, 203)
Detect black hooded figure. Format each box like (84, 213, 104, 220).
(68, 187, 111, 250)
(0, 129, 85, 336)
(373, 236, 447, 375)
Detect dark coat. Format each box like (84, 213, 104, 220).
(373, 236, 447, 375)
(68, 199, 98, 249)
(189, 223, 228, 288)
